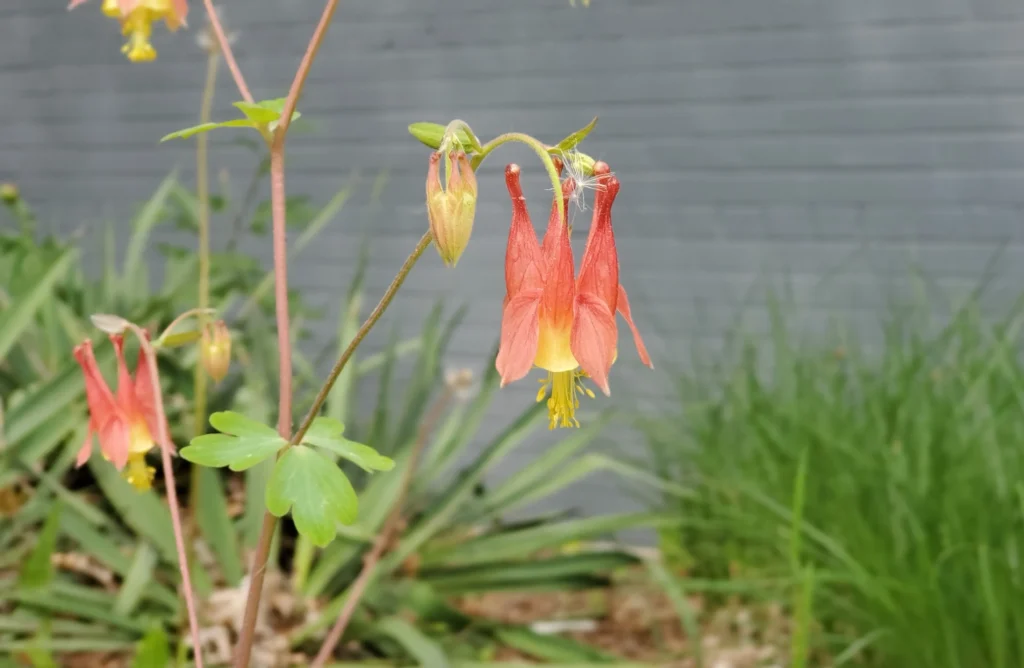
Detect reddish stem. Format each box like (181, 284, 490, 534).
(130, 325, 204, 667)
(232, 1, 343, 664)
(197, 0, 253, 104)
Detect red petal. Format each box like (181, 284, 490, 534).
(99, 417, 131, 471)
(576, 173, 620, 313)
(76, 432, 94, 467)
(571, 293, 618, 396)
(67, 0, 89, 9)
(617, 285, 652, 368)
(496, 288, 542, 387)
(134, 339, 174, 453)
(540, 180, 577, 332)
(73, 340, 121, 433)
(172, 0, 188, 23)
(503, 165, 543, 297)
(541, 177, 575, 259)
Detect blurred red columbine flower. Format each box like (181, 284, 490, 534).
(74, 334, 170, 490)
(496, 161, 652, 429)
(68, 0, 188, 62)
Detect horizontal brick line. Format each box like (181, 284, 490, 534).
(0, 6, 1008, 37)
(18, 128, 1024, 155)
(16, 49, 1024, 98)
(21, 93, 1024, 133)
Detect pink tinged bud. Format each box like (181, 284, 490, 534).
(426, 151, 478, 267)
(201, 320, 231, 383)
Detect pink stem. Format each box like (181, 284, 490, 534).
(197, 0, 253, 104)
(131, 325, 204, 667)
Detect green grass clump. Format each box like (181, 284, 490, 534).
(643, 293, 1024, 668)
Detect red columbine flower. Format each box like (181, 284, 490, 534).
(68, 0, 188, 62)
(74, 334, 169, 490)
(496, 161, 652, 429)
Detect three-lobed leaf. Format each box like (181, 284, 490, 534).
(265, 445, 358, 547)
(161, 97, 302, 142)
(303, 416, 394, 472)
(180, 411, 287, 471)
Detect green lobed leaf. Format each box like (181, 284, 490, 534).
(264, 445, 358, 547)
(160, 119, 256, 142)
(180, 411, 287, 471)
(303, 416, 394, 472)
(553, 116, 598, 152)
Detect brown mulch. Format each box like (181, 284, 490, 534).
(454, 576, 795, 667)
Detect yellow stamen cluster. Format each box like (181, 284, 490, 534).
(124, 452, 156, 491)
(102, 0, 178, 62)
(536, 370, 595, 429)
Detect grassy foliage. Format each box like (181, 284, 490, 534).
(643, 290, 1024, 667)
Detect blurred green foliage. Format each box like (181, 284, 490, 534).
(643, 288, 1024, 668)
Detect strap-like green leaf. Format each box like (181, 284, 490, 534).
(179, 411, 286, 471)
(265, 445, 358, 547)
(303, 416, 394, 472)
(160, 119, 255, 142)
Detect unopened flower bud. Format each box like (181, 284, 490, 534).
(426, 151, 477, 267)
(201, 320, 231, 383)
(0, 183, 18, 205)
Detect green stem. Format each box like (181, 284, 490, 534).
(188, 49, 219, 537)
(291, 230, 433, 446)
(471, 132, 564, 228)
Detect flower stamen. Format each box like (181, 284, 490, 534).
(121, 9, 158, 62)
(124, 452, 155, 491)
(536, 369, 595, 429)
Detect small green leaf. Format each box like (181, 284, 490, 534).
(554, 116, 598, 152)
(160, 119, 256, 142)
(233, 100, 283, 123)
(408, 122, 476, 151)
(265, 445, 357, 548)
(179, 411, 287, 471)
(19, 502, 61, 589)
(157, 329, 201, 348)
(303, 417, 394, 472)
(131, 625, 170, 668)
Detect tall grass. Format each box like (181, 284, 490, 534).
(643, 291, 1024, 667)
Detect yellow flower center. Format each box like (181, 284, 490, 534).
(128, 419, 155, 454)
(536, 369, 595, 429)
(121, 9, 158, 62)
(124, 452, 155, 491)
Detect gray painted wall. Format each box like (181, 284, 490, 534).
(5, 0, 1024, 518)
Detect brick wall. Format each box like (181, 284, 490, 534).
(5, 0, 1024, 517)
